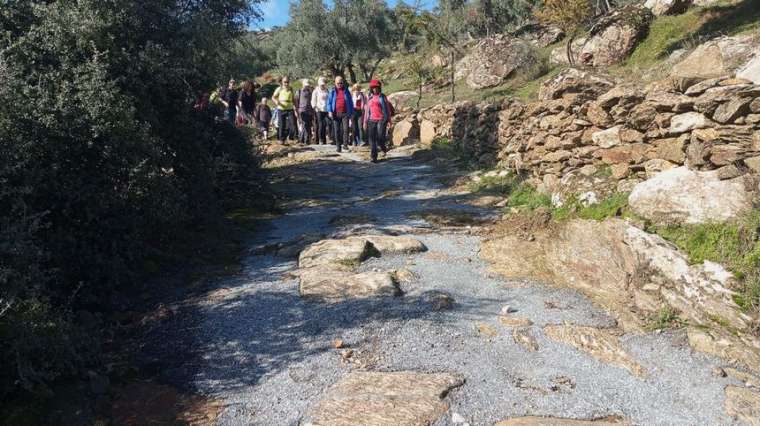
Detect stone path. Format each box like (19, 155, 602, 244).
(143, 144, 755, 425)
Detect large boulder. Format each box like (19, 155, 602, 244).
(461, 34, 538, 89)
(387, 91, 419, 110)
(628, 167, 753, 225)
(644, 0, 692, 16)
(303, 371, 464, 426)
(737, 54, 760, 84)
(672, 35, 759, 84)
(392, 118, 420, 146)
(496, 418, 628, 426)
(299, 235, 427, 269)
(538, 68, 616, 101)
(511, 23, 564, 48)
(480, 218, 759, 371)
(299, 238, 379, 269)
(551, 6, 653, 66)
(419, 120, 437, 146)
(298, 267, 400, 301)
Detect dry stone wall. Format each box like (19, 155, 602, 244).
(404, 68, 760, 203)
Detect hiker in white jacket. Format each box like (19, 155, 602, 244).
(311, 77, 330, 145)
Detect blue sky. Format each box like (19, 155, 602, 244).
(257, 0, 434, 30)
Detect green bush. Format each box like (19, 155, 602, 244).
(0, 0, 264, 400)
(652, 211, 760, 312)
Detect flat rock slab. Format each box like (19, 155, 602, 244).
(302, 371, 464, 426)
(495, 416, 630, 426)
(298, 235, 427, 269)
(361, 235, 428, 255)
(299, 238, 379, 269)
(725, 385, 760, 426)
(298, 267, 400, 301)
(544, 325, 646, 377)
(628, 166, 752, 225)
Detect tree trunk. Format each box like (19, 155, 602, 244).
(346, 62, 357, 84)
(368, 58, 382, 81)
(417, 82, 422, 110)
(450, 50, 455, 103)
(566, 35, 575, 66)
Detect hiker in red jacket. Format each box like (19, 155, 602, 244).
(327, 76, 354, 153)
(363, 79, 391, 163)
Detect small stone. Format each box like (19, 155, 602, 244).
(426, 291, 455, 311)
(452, 412, 467, 424)
(713, 367, 727, 378)
(498, 315, 534, 327)
(611, 163, 630, 179)
(513, 327, 539, 352)
(751, 98, 760, 114)
(501, 305, 516, 315)
(592, 126, 623, 148)
(744, 156, 760, 173)
(713, 97, 752, 124)
(477, 323, 498, 338)
(669, 112, 712, 134)
(716, 165, 743, 180)
(341, 349, 354, 359)
(333, 339, 345, 349)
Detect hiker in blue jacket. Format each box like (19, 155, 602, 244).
(327, 76, 354, 153)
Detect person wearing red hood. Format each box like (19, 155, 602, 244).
(362, 79, 392, 163)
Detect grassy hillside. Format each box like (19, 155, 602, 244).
(378, 0, 759, 109)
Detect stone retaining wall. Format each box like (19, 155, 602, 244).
(396, 68, 760, 200)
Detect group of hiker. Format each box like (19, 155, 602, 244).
(214, 75, 394, 163)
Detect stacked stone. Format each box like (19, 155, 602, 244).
(397, 67, 759, 201)
(491, 69, 760, 197)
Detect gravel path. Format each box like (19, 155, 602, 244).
(161, 145, 742, 425)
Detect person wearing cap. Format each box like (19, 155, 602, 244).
(311, 77, 330, 145)
(272, 76, 297, 143)
(351, 83, 367, 147)
(326, 76, 354, 153)
(363, 79, 391, 163)
(295, 78, 315, 145)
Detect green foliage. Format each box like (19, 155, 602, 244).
(576, 193, 630, 221)
(652, 211, 760, 312)
(0, 0, 265, 401)
(507, 184, 553, 210)
(646, 307, 685, 331)
(468, 173, 551, 210)
(470, 173, 518, 195)
(625, 8, 704, 68)
(275, 0, 395, 81)
(550, 193, 630, 222)
(625, 0, 760, 72)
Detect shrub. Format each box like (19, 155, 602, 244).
(0, 0, 264, 401)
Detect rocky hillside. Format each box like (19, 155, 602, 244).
(389, 0, 760, 413)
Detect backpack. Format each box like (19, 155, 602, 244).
(296, 87, 313, 111)
(382, 94, 395, 117)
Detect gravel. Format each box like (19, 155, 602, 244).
(172, 145, 740, 425)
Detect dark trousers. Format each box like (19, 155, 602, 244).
(278, 109, 297, 142)
(352, 110, 365, 146)
(299, 110, 313, 144)
(227, 107, 237, 125)
(332, 112, 350, 152)
(367, 120, 388, 161)
(316, 111, 329, 144)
